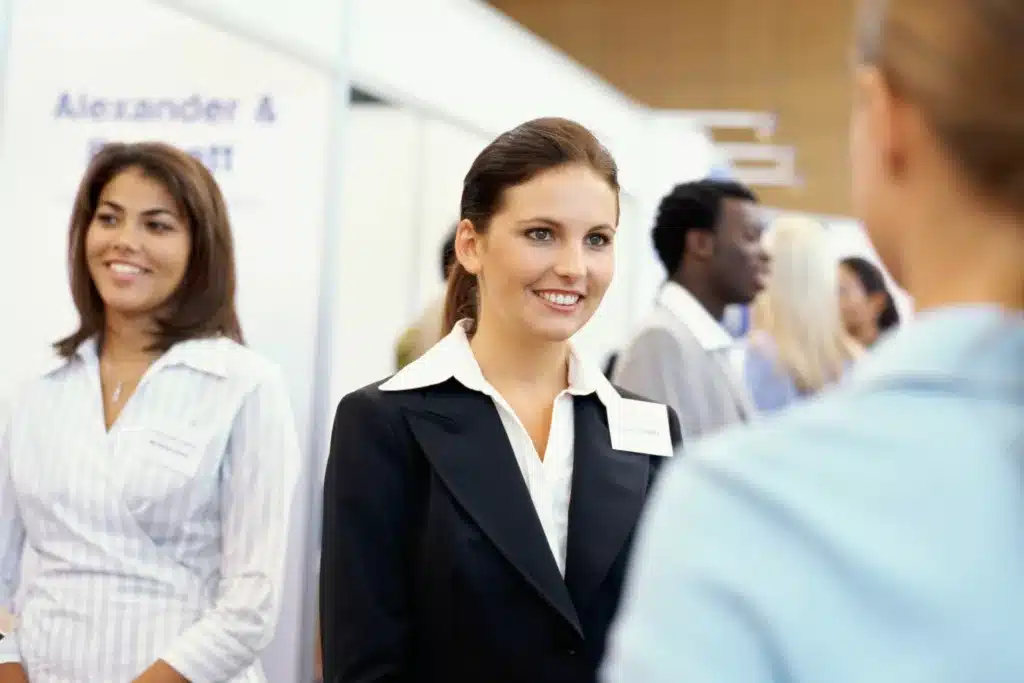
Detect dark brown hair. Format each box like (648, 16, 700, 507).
(55, 141, 244, 357)
(855, 0, 1024, 210)
(443, 117, 619, 334)
(840, 256, 901, 333)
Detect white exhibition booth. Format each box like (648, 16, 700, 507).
(0, 2, 341, 682)
(0, 1, 717, 681)
(0, 1, 890, 681)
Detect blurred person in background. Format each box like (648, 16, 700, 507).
(839, 255, 901, 346)
(602, 0, 1024, 680)
(0, 143, 300, 683)
(613, 179, 770, 439)
(320, 118, 680, 683)
(744, 215, 862, 413)
(394, 226, 457, 370)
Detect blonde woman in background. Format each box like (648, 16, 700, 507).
(743, 215, 862, 413)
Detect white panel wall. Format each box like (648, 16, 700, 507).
(414, 119, 492, 311)
(628, 113, 720, 321)
(328, 108, 496, 402)
(347, 0, 652, 193)
(157, 0, 661, 200)
(154, 0, 346, 69)
(331, 106, 425, 399)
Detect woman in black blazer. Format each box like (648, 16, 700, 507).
(320, 117, 681, 683)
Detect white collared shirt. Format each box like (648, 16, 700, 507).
(381, 321, 621, 576)
(659, 281, 745, 377)
(0, 336, 301, 683)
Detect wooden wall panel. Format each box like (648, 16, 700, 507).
(488, 0, 857, 215)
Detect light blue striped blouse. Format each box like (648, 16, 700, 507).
(603, 305, 1024, 683)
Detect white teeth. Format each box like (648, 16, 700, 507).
(109, 262, 143, 275)
(539, 291, 580, 306)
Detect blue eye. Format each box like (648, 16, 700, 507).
(526, 227, 554, 242)
(587, 232, 611, 247)
(95, 213, 118, 226)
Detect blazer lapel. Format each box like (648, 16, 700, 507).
(401, 383, 582, 636)
(564, 394, 651, 613)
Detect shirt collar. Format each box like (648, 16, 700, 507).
(658, 281, 735, 351)
(44, 335, 230, 379)
(849, 305, 1023, 393)
(380, 319, 620, 409)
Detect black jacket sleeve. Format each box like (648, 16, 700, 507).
(320, 387, 414, 683)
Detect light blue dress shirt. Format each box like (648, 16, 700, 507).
(602, 305, 1024, 683)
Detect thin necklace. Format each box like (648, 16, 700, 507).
(103, 359, 130, 405)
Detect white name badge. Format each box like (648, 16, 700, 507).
(117, 426, 203, 477)
(610, 399, 674, 457)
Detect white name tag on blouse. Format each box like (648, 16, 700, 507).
(610, 399, 674, 457)
(122, 427, 201, 476)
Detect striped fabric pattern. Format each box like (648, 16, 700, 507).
(0, 337, 301, 683)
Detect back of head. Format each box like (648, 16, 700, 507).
(856, 0, 1024, 212)
(652, 179, 757, 277)
(753, 215, 858, 392)
(443, 117, 619, 334)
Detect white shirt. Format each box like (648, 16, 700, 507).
(0, 337, 301, 683)
(380, 321, 619, 576)
(659, 281, 745, 377)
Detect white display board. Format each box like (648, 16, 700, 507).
(332, 106, 425, 399)
(0, 0, 336, 681)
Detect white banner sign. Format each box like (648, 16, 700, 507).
(0, 1, 336, 681)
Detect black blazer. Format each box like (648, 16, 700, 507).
(320, 379, 681, 683)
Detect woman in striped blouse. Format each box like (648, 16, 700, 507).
(0, 142, 300, 683)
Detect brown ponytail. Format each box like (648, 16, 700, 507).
(443, 260, 479, 335)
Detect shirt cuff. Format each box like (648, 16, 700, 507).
(159, 632, 253, 683)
